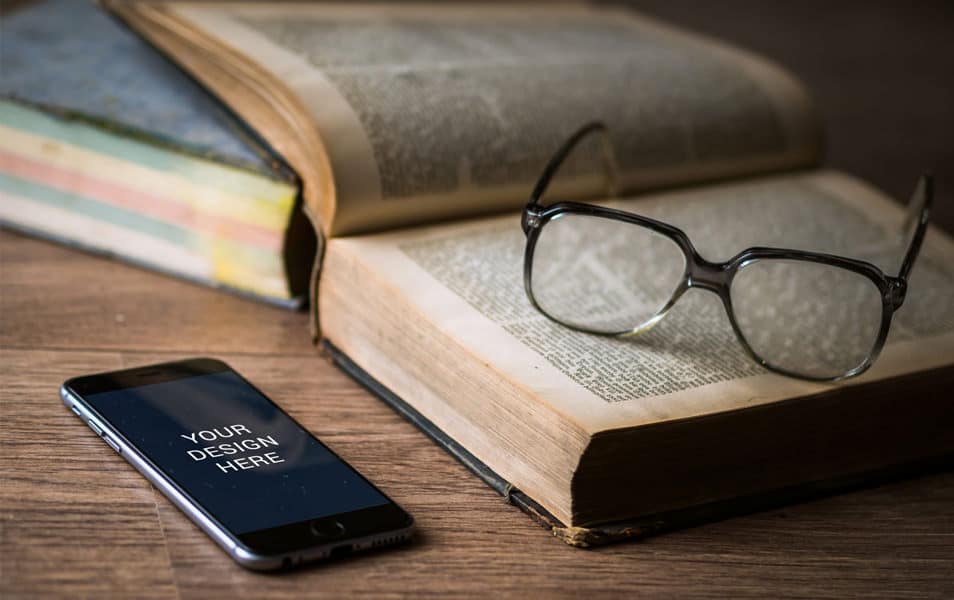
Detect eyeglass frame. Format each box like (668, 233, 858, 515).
(521, 121, 933, 382)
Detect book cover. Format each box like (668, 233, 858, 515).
(0, 0, 311, 306)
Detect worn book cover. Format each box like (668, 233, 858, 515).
(0, 0, 312, 305)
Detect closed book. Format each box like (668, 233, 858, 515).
(0, 0, 314, 307)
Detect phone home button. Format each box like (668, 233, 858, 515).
(310, 519, 346, 539)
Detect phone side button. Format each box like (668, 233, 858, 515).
(103, 436, 121, 454)
(88, 421, 104, 437)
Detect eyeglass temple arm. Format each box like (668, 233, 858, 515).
(526, 121, 620, 210)
(896, 173, 933, 282)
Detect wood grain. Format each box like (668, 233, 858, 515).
(0, 230, 314, 357)
(2, 227, 953, 599)
(0, 348, 178, 599)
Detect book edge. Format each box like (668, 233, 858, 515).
(323, 340, 954, 548)
(0, 220, 305, 310)
(0, 94, 290, 183)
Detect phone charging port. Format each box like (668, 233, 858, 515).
(330, 544, 353, 559)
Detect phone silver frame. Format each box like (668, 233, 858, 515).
(60, 386, 415, 571)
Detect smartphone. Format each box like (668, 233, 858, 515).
(60, 358, 414, 570)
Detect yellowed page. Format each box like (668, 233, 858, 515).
(326, 170, 954, 435)
(136, 2, 821, 236)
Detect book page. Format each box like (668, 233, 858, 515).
(331, 171, 954, 433)
(142, 2, 820, 236)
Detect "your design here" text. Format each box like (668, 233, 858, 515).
(181, 424, 285, 474)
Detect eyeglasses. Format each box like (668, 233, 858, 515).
(521, 122, 933, 381)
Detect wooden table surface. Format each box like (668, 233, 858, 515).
(2, 1, 954, 598)
(4, 231, 954, 600)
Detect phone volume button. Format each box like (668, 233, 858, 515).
(88, 421, 104, 437)
(103, 435, 121, 454)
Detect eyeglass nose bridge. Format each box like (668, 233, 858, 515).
(684, 257, 733, 297)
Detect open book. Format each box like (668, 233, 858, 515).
(109, 2, 954, 544)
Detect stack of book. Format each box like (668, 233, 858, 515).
(0, 0, 312, 306)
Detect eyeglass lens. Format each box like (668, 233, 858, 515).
(731, 259, 884, 379)
(530, 214, 886, 379)
(529, 212, 685, 334)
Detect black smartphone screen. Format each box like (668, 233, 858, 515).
(77, 363, 391, 538)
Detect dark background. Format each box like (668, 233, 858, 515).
(619, 0, 954, 233)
